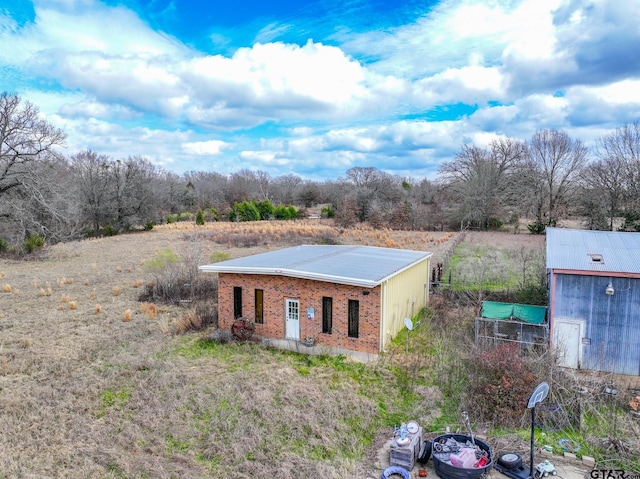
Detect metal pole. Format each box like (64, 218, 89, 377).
(406, 328, 409, 353)
(530, 406, 535, 479)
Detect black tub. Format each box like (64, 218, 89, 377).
(431, 434, 493, 479)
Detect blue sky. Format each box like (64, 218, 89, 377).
(2, 0, 640, 181)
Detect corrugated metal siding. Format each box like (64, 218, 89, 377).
(546, 227, 640, 273)
(553, 274, 640, 375)
(380, 258, 430, 351)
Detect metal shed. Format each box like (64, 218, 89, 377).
(546, 227, 640, 376)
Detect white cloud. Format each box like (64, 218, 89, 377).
(57, 98, 140, 119)
(239, 150, 289, 166)
(182, 140, 228, 156)
(590, 80, 640, 105)
(186, 40, 370, 109)
(413, 65, 504, 106)
(2, 0, 639, 181)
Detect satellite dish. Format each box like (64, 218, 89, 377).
(528, 381, 549, 409)
(404, 318, 413, 331)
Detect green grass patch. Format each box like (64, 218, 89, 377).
(97, 387, 132, 418)
(445, 241, 545, 295)
(209, 251, 230, 263)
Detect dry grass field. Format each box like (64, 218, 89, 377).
(0, 221, 535, 479)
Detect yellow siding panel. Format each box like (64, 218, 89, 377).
(380, 258, 430, 350)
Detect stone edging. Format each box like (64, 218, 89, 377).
(540, 448, 595, 469)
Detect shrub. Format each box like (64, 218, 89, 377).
(274, 204, 298, 220)
(487, 217, 503, 229)
(229, 201, 260, 222)
(467, 342, 540, 427)
(287, 205, 299, 219)
(103, 225, 118, 236)
(139, 265, 218, 305)
(256, 199, 275, 220)
(175, 309, 201, 333)
(23, 233, 45, 253)
(145, 248, 179, 271)
(196, 209, 205, 225)
(515, 284, 548, 305)
(175, 301, 218, 334)
(204, 208, 219, 221)
(0, 237, 9, 253)
(321, 206, 335, 218)
(527, 220, 546, 235)
(619, 210, 640, 232)
(143, 221, 155, 231)
(167, 212, 193, 223)
(273, 204, 289, 219)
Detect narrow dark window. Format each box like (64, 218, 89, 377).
(322, 296, 333, 334)
(348, 299, 359, 338)
(255, 289, 264, 324)
(233, 286, 242, 318)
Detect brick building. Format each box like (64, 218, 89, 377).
(200, 245, 432, 358)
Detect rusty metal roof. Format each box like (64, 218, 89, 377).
(546, 227, 640, 273)
(199, 245, 432, 288)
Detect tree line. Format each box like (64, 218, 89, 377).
(1, 91, 639, 251)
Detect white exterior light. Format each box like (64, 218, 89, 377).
(605, 282, 615, 296)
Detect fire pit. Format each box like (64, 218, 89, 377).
(431, 433, 493, 479)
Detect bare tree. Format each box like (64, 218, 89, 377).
(109, 156, 160, 230)
(0, 92, 68, 243)
(70, 150, 113, 233)
(575, 183, 609, 231)
(226, 169, 270, 204)
(183, 171, 228, 211)
(157, 171, 190, 214)
(525, 129, 589, 227)
(2, 156, 84, 243)
(296, 180, 323, 208)
(596, 121, 640, 213)
(254, 170, 271, 200)
(407, 178, 445, 230)
(579, 157, 625, 230)
(70, 153, 163, 233)
(439, 138, 526, 229)
(0, 92, 65, 197)
(270, 174, 302, 205)
(342, 167, 404, 222)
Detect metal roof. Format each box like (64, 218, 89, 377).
(199, 245, 432, 288)
(546, 227, 640, 273)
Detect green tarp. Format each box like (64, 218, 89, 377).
(480, 301, 547, 324)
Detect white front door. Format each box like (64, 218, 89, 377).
(554, 320, 582, 369)
(285, 299, 300, 340)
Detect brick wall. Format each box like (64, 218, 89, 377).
(218, 273, 382, 354)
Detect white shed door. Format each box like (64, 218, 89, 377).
(555, 320, 582, 369)
(285, 299, 300, 340)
